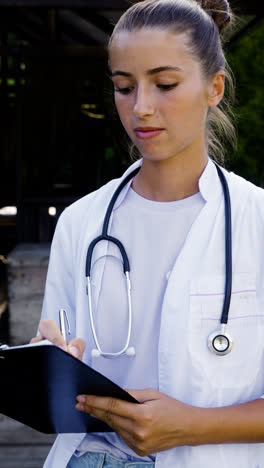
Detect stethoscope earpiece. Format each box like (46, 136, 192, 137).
(126, 347, 136, 356)
(91, 348, 101, 358)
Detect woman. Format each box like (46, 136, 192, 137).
(33, 0, 264, 467)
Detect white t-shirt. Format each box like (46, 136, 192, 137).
(77, 184, 205, 461)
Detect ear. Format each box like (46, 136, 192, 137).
(207, 71, 225, 107)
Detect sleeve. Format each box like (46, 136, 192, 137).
(39, 208, 76, 336)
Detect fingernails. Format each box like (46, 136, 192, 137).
(69, 346, 79, 358)
(77, 395, 86, 403)
(76, 404, 84, 411)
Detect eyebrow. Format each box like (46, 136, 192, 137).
(110, 66, 184, 78)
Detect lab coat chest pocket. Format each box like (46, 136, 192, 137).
(188, 274, 264, 390)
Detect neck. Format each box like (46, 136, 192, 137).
(132, 149, 208, 202)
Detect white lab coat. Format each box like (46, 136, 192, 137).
(42, 158, 264, 468)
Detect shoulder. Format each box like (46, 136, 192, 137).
(54, 159, 142, 235)
(225, 169, 264, 223)
(49, 179, 117, 249)
(58, 159, 142, 228)
(61, 178, 118, 225)
(227, 169, 264, 202)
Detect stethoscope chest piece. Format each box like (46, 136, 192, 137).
(208, 325, 233, 356)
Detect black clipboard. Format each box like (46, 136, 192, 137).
(0, 341, 138, 434)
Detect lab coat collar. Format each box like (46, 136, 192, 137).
(198, 158, 222, 202)
(113, 159, 143, 211)
(113, 156, 222, 211)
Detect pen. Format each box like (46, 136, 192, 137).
(59, 309, 71, 345)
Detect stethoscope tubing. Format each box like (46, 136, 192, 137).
(86, 274, 133, 358)
(85, 167, 140, 277)
(85, 167, 140, 358)
(215, 164, 232, 325)
(85, 161, 233, 357)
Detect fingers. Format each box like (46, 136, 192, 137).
(75, 394, 154, 456)
(75, 397, 137, 435)
(29, 336, 44, 344)
(76, 395, 138, 420)
(67, 337, 86, 360)
(38, 319, 67, 350)
(33, 320, 87, 360)
(81, 404, 135, 434)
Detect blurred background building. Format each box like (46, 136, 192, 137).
(0, 0, 263, 466)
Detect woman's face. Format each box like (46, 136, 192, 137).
(109, 28, 223, 163)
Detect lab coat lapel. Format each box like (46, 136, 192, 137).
(159, 162, 224, 354)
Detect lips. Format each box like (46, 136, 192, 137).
(134, 127, 164, 140)
(134, 127, 163, 132)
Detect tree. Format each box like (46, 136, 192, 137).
(226, 19, 264, 186)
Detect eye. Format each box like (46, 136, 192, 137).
(157, 83, 178, 91)
(114, 87, 134, 95)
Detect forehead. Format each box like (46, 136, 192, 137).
(109, 28, 198, 73)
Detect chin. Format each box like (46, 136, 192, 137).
(137, 144, 178, 160)
(140, 152, 176, 163)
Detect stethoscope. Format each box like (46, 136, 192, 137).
(85, 162, 233, 359)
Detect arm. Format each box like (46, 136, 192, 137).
(30, 209, 86, 360)
(75, 389, 264, 456)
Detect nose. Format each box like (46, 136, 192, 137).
(133, 85, 155, 118)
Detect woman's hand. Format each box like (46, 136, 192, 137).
(75, 389, 264, 454)
(30, 319, 86, 360)
(75, 388, 200, 456)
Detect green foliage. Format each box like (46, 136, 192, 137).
(226, 19, 264, 186)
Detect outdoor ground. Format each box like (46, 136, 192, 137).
(0, 414, 55, 468)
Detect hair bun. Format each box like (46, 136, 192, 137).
(200, 0, 231, 32)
